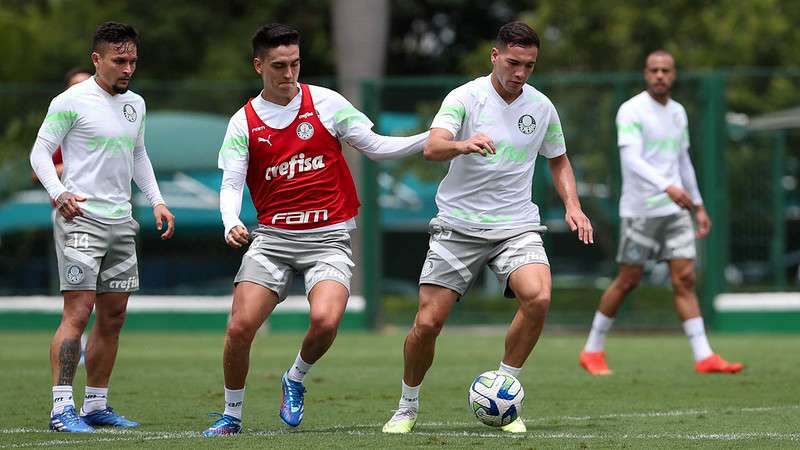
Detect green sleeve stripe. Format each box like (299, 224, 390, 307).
(219, 134, 248, 159)
(544, 123, 565, 145)
(334, 106, 371, 128)
(434, 104, 466, 124)
(617, 122, 643, 136)
(43, 111, 78, 135)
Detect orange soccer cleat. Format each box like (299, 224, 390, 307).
(579, 351, 612, 376)
(695, 354, 744, 374)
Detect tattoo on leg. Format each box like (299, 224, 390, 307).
(57, 338, 80, 385)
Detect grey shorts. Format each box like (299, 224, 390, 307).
(418, 218, 549, 299)
(54, 214, 140, 293)
(234, 226, 354, 301)
(616, 211, 696, 264)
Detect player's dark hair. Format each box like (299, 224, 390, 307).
(63, 67, 92, 87)
(645, 49, 674, 66)
(92, 21, 139, 53)
(252, 23, 300, 58)
(496, 21, 540, 49)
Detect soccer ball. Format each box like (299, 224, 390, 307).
(468, 370, 524, 427)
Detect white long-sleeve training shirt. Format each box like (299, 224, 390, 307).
(616, 91, 703, 218)
(218, 84, 428, 238)
(29, 77, 165, 223)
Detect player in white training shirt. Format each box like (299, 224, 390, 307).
(579, 50, 743, 376)
(202, 24, 427, 437)
(383, 22, 593, 434)
(30, 22, 175, 433)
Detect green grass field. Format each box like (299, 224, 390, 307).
(1, 329, 798, 449)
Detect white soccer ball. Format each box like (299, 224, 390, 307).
(468, 370, 524, 427)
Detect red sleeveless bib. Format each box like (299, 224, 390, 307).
(244, 84, 360, 230)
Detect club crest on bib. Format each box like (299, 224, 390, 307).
(65, 264, 85, 284)
(518, 114, 536, 134)
(296, 121, 314, 140)
(122, 104, 137, 122)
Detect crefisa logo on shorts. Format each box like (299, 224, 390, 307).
(296, 121, 314, 140)
(109, 276, 138, 290)
(122, 104, 137, 122)
(65, 265, 84, 284)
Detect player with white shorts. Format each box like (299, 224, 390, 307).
(383, 22, 594, 434)
(202, 23, 427, 436)
(30, 22, 174, 433)
(578, 50, 743, 376)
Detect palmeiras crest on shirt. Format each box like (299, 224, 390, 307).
(65, 264, 85, 284)
(296, 121, 314, 140)
(518, 114, 536, 134)
(122, 104, 137, 122)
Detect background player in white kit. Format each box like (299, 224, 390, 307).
(30, 22, 175, 433)
(383, 22, 593, 434)
(578, 51, 743, 376)
(202, 24, 427, 436)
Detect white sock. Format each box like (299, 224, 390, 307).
(81, 386, 108, 414)
(584, 311, 614, 352)
(398, 380, 419, 410)
(683, 316, 713, 361)
(287, 351, 313, 383)
(223, 387, 245, 420)
(497, 362, 522, 378)
(52, 385, 74, 415)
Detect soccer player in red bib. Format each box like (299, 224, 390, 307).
(202, 23, 427, 436)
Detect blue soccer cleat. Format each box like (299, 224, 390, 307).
(80, 406, 139, 428)
(50, 405, 95, 433)
(202, 413, 242, 437)
(279, 371, 305, 427)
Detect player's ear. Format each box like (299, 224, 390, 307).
(490, 47, 499, 64)
(253, 57, 263, 75)
(91, 52, 101, 67)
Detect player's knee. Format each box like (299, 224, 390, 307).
(61, 304, 93, 332)
(671, 269, 695, 292)
(413, 313, 446, 339)
(309, 314, 340, 337)
(93, 308, 126, 336)
(517, 290, 550, 315)
(617, 274, 642, 293)
(226, 318, 258, 344)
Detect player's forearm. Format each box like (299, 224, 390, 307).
(220, 169, 246, 239)
(423, 136, 464, 161)
(548, 155, 582, 211)
(348, 129, 429, 161)
(620, 145, 672, 191)
(132, 146, 165, 207)
(30, 136, 67, 201)
(678, 148, 704, 205)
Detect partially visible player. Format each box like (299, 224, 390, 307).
(32, 68, 92, 185)
(382, 21, 593, 434)
(30, 22, 175, 433)
(32, 67, 93, 367)
(578, 50, 742, 376)
(201, 23, 427, 436)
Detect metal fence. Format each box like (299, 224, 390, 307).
(0, 70, 798, 329)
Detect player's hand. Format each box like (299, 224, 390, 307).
(695, 206, 712, 239)
(153, 204, 175, 240)
(565, 207, 594, 245)
(56, 192, 86, 220)
(665, 185, 694, 210)
(226, 225, 250, 248)
(459, 133, 496, 157)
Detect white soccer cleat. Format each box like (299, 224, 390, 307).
(501, 416, 527, 433)
(382, 407, 417, 434)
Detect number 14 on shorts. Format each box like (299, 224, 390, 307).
(71, 233, 89, 249)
